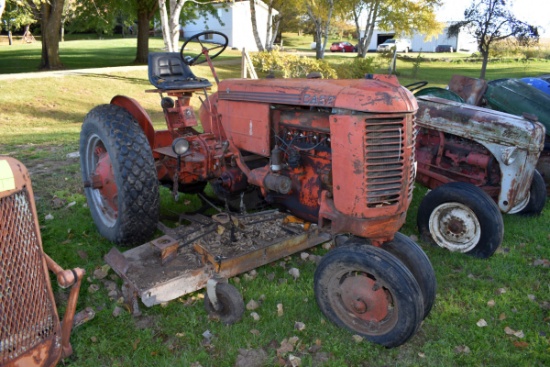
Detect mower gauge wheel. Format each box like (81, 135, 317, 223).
(417, 182, 503, 258)
(204, 282, 244, 325)
(314, 244, 424, 347)
(180, 31, 228, 66)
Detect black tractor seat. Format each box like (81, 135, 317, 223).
(148, 52, 212, 90)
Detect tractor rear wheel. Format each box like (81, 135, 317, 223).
(517, 170, 547, 216)
(80, 104, 159, 246)
(417, 182, 503, 258)
(381, 232, 436, 319)
(314, 244, 424, 347)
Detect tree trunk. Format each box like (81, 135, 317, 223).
(169, 0, 185, 53)
(354, 1, 380, 58)
(269, 17, 280, 49)
(315, 28, 323, 59)
(320, 1, 333, 59)
(39, 0, 65, 70)
(249, 0, 264, 51)
(135, 9, 151, 64)
(264, 0, 273, 50)
(306, 1, 333, 60)
(134, 0, 158, 64)
(158, 0, 187, 54)
(8, 30, 12, 45)
(158, 0, 173, 51)
(480, 51, 489, 80)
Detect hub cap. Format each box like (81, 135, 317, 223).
(340, 275, 389, 322)
(429, 202, 480, 252)
(84, 134, 118, 227)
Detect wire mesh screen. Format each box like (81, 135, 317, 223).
(0, 188, 59, 364)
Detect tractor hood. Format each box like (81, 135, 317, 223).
(217, 75, 417, 114)
(416, 96, 545, 153)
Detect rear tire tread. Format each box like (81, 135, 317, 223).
(80, 104, 159, 245)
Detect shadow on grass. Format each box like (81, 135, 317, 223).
(79, 73, 150, 85)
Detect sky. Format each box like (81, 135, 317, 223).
(437, 0, 549, 37)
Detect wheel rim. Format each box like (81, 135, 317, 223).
(330, 271, 397, 336)
(507, 192, 529, 214)
(84, 134, 118, 227)
(428, 202, 480, 252)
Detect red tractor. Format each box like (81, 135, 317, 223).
(79, 31, 435, 347)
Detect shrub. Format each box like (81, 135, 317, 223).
(252, 50, 337, 79)
(411, 53, 423, 78)
(334, 57, 380, 79)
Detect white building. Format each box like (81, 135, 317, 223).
(366, 23, 478, 53)
(182, 0, 279, 52)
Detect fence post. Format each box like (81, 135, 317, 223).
(241, 48, 258, 79)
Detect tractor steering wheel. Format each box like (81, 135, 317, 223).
(404, 81, 429, 92)
(180, 31, 228, 66)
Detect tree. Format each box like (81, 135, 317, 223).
(60, 0, 77, 42)
(135, 0, 158, 63)
(448, 0, 539, 79)
(64, 0, 119, 36)
(306, 0, 335, 59)
(249, 0, 264, 51)
(249, 0, 300, 52)
(66, 0, 154, 63)
(2, 0, 35, 45)
(348, 0, 442, 58)
(26, 0, 66, 69)
(264, 0, 279, 50)
(158, 0, 222, 53)
(274, 1, 304, 36)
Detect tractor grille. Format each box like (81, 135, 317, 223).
(408, 120, 418, 200)
(0, 189, 59, 364)
(364, 118, 408, 207)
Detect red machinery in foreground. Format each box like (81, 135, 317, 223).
(0, 157, 85, 367)
(79, 31, 435, 347)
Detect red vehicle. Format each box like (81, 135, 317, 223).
(80, 31, 435, 348)
(330, 41, 356, 52)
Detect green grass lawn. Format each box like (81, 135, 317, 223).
(0, 35, 243, 73)
(0, 38, 549, 366)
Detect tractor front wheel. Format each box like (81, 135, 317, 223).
(80, 104, 159, 245)
(314, 244, 424, 347)
(417, 182, 503, 258)
(381, 232, 436, 319)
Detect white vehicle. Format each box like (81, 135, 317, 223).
(377, 38, 411, 53)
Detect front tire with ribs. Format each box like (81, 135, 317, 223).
(417, 182, 503, 258)
(80, 104, 159, 245)
(314, 244, 424, 347)
(381, 232, 436, 319)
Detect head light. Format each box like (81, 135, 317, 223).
(501, 146, 518, 165)
(172, 138, 190, 156)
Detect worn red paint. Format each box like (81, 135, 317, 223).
(0, 157, 84, 367)
(114, 74, 417, 244)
